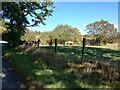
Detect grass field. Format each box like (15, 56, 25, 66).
(3, 45, 120, 89)
(40, 45, 120, 62)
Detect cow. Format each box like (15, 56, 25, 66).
(24, 39, 41, 47)
(46, 39, 54, 46)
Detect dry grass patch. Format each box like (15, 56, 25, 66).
(67, 60, 120, 87)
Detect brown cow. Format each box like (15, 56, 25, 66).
(46, 39, 53, 46)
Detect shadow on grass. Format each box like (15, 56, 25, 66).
(3, 45, 120, 89)
(40, 46, 120, 62)
(29, 70, 86, 89)
(3, 46, 88, 89)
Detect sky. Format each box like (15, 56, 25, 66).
(28, 2, 118, 35)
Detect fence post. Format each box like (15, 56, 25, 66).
(38, 39, 40, 47)
(55, 39, 57, 52)
(81, 38, 86, 60)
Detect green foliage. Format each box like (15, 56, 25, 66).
(52, 24, 82, 43)
(2, 2, 55, 47)
(21, 28, 40, 41)
(86, 19, 118, 45)
(22, 24, 82, 45)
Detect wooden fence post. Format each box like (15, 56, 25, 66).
(50, 39, 52, 46)
(55, 39, 57, 52)
(81, 38, 86, 60)
(37, 39, 40, 47)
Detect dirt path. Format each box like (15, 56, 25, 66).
(1, 57, 27, 89)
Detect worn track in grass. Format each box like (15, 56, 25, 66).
(2, 57, 27, 89)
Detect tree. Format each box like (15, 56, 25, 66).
(86, 19, 118, 45)
(2, 1, 55, 47)
(21, 28, 37, 41)
(52, 24, 82, 44)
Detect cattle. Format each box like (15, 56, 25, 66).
(24, 39, 41, 47)
(46, 39, 54, 46)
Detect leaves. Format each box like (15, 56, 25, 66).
(2, 1, 55, 47)
(52, 24, 82, 42)
(86, 19, 118, 45)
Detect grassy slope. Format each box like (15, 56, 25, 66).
(3, 45, 120, 89)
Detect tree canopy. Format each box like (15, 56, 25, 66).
(53, 24, 81, 38)
(86, 19, 118, 45)
(52, 24, 82, 44)
(22, 24, 82, 45)
(2, 1, 55, 47)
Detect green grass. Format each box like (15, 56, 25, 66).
(3, 45, 120, 89)
(40, 45, 120, 62)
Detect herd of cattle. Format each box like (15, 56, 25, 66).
(22, 38, 102, 46)
(22, 39, 76, 46)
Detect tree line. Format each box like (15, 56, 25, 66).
(22, 24, 82, 45)
(1, 19, 118, 46)
(22, 20, 118, 46)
